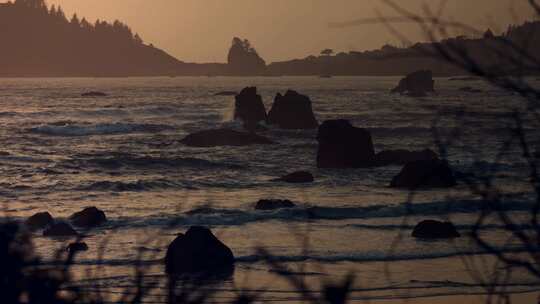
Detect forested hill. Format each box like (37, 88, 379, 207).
(1, 0, 539, 77)
(266, 21, 540, 76)
(0, 0, 182, 77)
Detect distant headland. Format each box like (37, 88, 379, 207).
(1, 0, 539, 77)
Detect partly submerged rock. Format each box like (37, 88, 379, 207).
(180, 128, 274, 147)
(459, 86, 483, 93)
(67, 242, 89, 253)
(392, 70, 434, 96)
(412, 220, 461, 239)
(390, 159, 457, 189)
(234, 87, 267, 125)
(214, 91, 237, 96)
(375, 149, 438, 166)
(25, 212, 54, 231)
(165, 226, 235, 275)
(69, 207, 107, 228)
(449, 76, 479, 81)
(255, 199, 296, 210)
(267, 90, 318, 129)
(43, 222, 78, 237)
(317, 120, 375, 168)
(272, 171, 314, 183)
(81, 91, 107, 97)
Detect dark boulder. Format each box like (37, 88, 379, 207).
(69, 207, 107, 228)
(390, 159, 457, 189)
(25, 212, 54, 231)
(412, 220, 461, 239)
(180, 128, 274, 147)
(272, 171, 314, 183)
(375, 149, 438, 166)
(255, 199, 296, 210)
(66, 242, 89, 253)
(234, 87, 267, 125)
(316, 120, 375, 168)
(43, 222, 78, 237)
(392, 70, 434, 96)
(165, 226, 234, 275)
(267, 90, 318, 129)
(81, 91, 107, 97)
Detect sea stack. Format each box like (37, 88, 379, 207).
(234, 87, 267, 127)
(267, 90, 318, 129)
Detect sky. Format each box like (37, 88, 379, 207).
(46, 0, 535, 63)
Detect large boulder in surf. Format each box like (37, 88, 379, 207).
(391, 70, 434, 96)
(234, 87, 267, 126)
(255, 199, 296, 210)
(375, 149, 438, 166)
(43, 222, 78, 237)
(390, 159, 456, 189)
(316, 120, 375, 168)
(25, 212, 54, 231)
(180, 128, 274, 147)
(165, 226, 234, 275)
(69, 207, 107, 228)
(412, 220, 461, 239)
(267, 90, 318, 129)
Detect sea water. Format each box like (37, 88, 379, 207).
(0, 76, 538, 302)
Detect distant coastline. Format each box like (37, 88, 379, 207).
(1, 0, 539, 77)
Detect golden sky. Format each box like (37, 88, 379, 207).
(47, 0, 535, 63)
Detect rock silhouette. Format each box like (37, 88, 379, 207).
(375, 149, 438, 166)
(272, 171, 314, 183)
(234, 87, 267, 126)
(412, 220, 461, 239)
(165, 226, 234, 275)
(255, 199, 296, 210)
(25, 212, 54, 231)
(181, 128, 274, 147)
(390, 159, 457, 188)
(267, 90, 318, 129)
(227, 37, 266, 76)
(316, 120, 375, 168)
(43, 222, 78, 237)
(69, 207, 107, 228)
(67, 242, 89, 253)
(392, 70, 435, 96)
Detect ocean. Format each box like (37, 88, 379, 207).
(0, 76, 538, 302)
